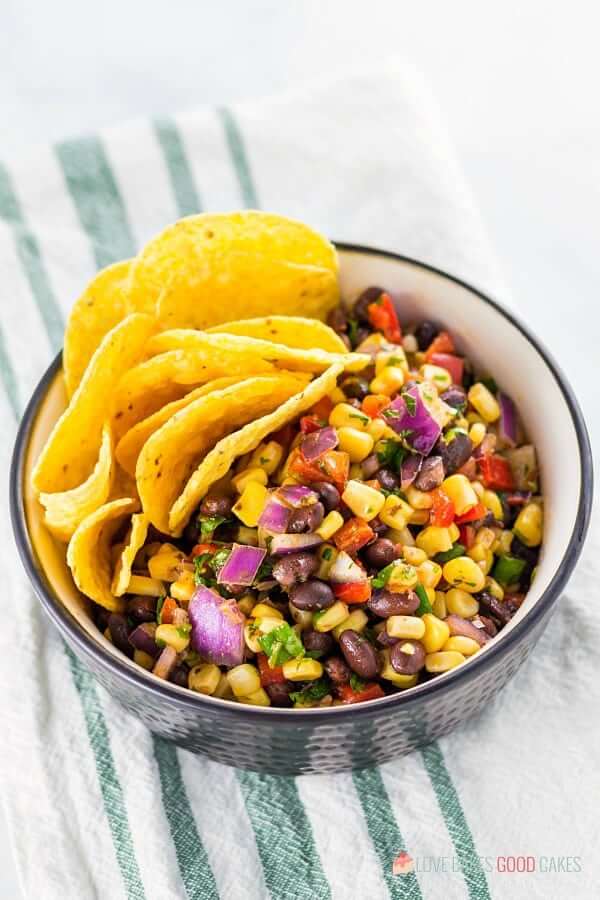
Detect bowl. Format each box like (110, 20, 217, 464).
(10, 244, 593, 775)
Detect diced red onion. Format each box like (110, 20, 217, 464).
(189, 586, 246, 667)
(300, 426, 338, 461)
(473, 433, 497, 459)
(381, 387, 441, 455)
(270, 533, 323, 555)
(129, 623, 160, 658)
(445, 614, 489, 646)
(258, 497, 291, 533)
(498, 392, 517, 448)
(329, 550, 367, 584)
(400, 453, 422, 489)
(277, 484, 319, 508)
(217, 543, 266, 586)
(152, 646, 178, 679)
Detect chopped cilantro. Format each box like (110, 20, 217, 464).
(347, 318, 359, 346)
(289, 677, 331, 706)
(259, 456, 269, 465)
(156, 594, 167, 624)
(403, 393, 417, 416)
(254, 556, 273, 584)
(349, 412, 369, 425)
(383, 407, 402, 420)
(349, 672, 367, 692)
(199, 515, 231, 539)
(434, 543, 465, 563)
(387, 355, 403, 367)
(371, 562, 396, 588)
(376, 438, 406, 472)
(414, 583, 433, 616)
(193, 547, 230, 586)
(176, 624, 192, 639)
(258, 622, 305, 668)
(322, 547, 333, 560)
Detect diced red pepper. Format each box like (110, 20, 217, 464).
(362, 394, 390, 418)
(338, 682, 386, 704)
(430, 488, 455, 527)
(332, 581, 372, 605)
(159, 597, 178, 625)
(479, 455, 515, 491)
(333, 517, 375, 554)
(289, 447, 349, 491)
(310, 396, 334, 421)
(429, 352, 464, 386)
(191, 542, 219, 557)
(425, 330, 455, 361)
(459, 524, 476, 549)
(256, 653, 286, 686)
(367, 292, 402, 343)
(300, 414, 323, 434)
(455, 501, 486, 524)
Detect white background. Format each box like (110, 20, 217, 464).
(1, 1, 598, 896)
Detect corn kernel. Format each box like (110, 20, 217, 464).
(127, 574, 165, 597)
(288, 602, 313, 630)
(445, 587, 480, 618)
(232, 466, 268, 493)
(455, 416, 469, 430)
(417, 559, 443, 588)
(425, 651, 466, 673)
(386, 615, 426, 640)
(250, 440, 284, 475)
(466, 411, 484, 426)
(443, 636, 481, 656)
(379, 649, 419, 687)
(432, 590, 447, 619)
(170, 572, 196, 604)
(441, 474, 479, 515)
(232, 481, 268, 527)
(155, 623, 191, 653)
(244, 623, 262, 652)
(337, 427, 374, 462)
(188, 663, 221, 695)
(375, 348, 408, 374)
(403, 334, 418, 353)
(379, 493, 413, 530)
(481, 490, 502, 522)
(469, 421, 487, 447)
(421, 613, 451, 653)
(403, 546, 427, 566)
(239, 687, 271, 707)
(315, 543, 338, 579)
(212, 673, 233, 699)
(237, 594, 256, 616)
(366, 417, 387, 442)
(332, 608, 368, 639)
(370, 365, 405, 396)
(410, 509, 430, 526)
(148, 544, 186, 581)
(468, 544, 493, 575)
(390, 526, 415, 547)
(448, 522, 460, 542)
(406, 485, 433, 509)
(282, 658, 324, 682)
(484, 576, 504, 600)
(387, 562, 419, 591)
(329, 402, 370, 431)
(133, 649, 154, 670)
(316, 510, 344, 540)
(468, 383, 500, 423)
(416, 526, 453, 557)
(313, 601, 349, 632)
(329, 386, 346, 405)
(474, 526, 496, 549)
(443, 557, 485, 593)
(251, 603, 283, 620)
(342, 480, 385, 521)
(493, 529, 514, 556)
(227, 663, 261, 697)
(421, 364, 452, 391)
(472, 480, 485, 498)
(255, 616, 283, 635)
(513, 502, 543, 547)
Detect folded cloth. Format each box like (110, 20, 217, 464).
(0, 61, 597, 900)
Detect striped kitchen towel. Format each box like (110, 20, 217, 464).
(0, 61, 598, 900)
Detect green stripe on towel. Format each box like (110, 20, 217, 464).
(0, 325, 21, 420)
(217, 107, 258, 208)
(154, 118, 202, 216)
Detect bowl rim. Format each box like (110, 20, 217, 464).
(10, 243, 594, 722)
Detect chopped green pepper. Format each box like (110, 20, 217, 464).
(434, 543, 466, 564)
(492, 554, 526, 586)
(414, 583, 433, 616)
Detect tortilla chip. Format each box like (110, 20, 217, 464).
(63, 260, 132, 398)
(111, 513, 149, 596)
(66, 497, 139, 612)
(115, 377, 245, 476)
(32, 314, 156, 494)
(207, 316, 347, 353)
(169, 363, 343, 534)
(136, 373, 309, 534)
(126, 211, 339, 326)
(145, 331, 369, 374)
(39, 422, 114, 542)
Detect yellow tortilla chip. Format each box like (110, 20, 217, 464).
(115, 377, 245, 476)
(136, 373, 309, 534)
(67, 497, 139, 612)
(126, 211, 339, 326)
(63, 260, 132, 398)
(206, 316, 347, 353)
(39, 422, 114, 542)
(168, 364, 344, 534)
(146, 331, 369, 375)
(32, 314, 156, 494)
(111, 513, 149, 596)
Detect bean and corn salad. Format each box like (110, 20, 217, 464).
(94, 287, 543, 708)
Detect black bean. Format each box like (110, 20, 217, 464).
(477, 591, 512, 625)
(414, 455, 445, 492)
(289, 579, 335, 611)
(510, 536, 540, 567)
(302, 629, 334, 658)
(435, 432, 473, 475)
(353, 286, 384, 322)
(368, 589, 419, 617)
(108, 613, 133, 657)
(369, 516, 388, 536)
(288, 502, 325, 533)
(440, 386, 467, 409)
(361, 453, 381, 479)
(266, 682, 293, 707)
(376, 629, 399, 647)
(377, 468, 399, 492)
(200, 494, 232, 518)
(363, 538, 397, 569)
(341, 375, 370, 401)
(324, 655, 351, 685)
(169, 664, 189, 687)
(475, 614, 498, 637)
(327, 307, 348, 333)
(346, 398, 362, 409)
(390, 639, 426, 674)
(94, 604, 111, 632)
(312, 482, 340, 512)
(415, 320, 439, 350)
(339, 630, 380, 679)
(272, 552, 318, 588)
(126, 594, 157, 623)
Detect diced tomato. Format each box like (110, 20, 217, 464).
(425, 330, 455, 361)
(310, 396, 334, 421)
(191, 542, 218, 557)
(256, 653, 286, 686)
(455, 501, 486, 524)
(334, 517, 375, 554)
(459, 524, 476, 549)
(300, 414, 323, 434)
(338, 682, 385, 704)
(289, 447, 349, 491)
(362, 394, 390, 418)
(430, 488, 455, 527)
(367, 292, 402, 343)
(159, 597, 178, 625)
(429, 352, 464, 385)
(479, 455, 515, 491)
(332, 581, 372, 604)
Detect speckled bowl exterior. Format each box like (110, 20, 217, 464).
(10, 247, 593, 775)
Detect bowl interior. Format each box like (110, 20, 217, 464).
(21, 248, 584, 692)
